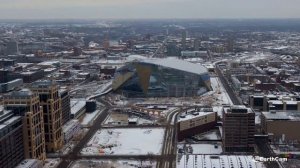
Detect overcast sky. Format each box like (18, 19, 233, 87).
(0, 0, 299, 19)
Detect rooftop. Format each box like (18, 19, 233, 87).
(262, 111, 300, 121)
(5, 88, 35, 98)
(177, 155, 265, 168)
(31, 80, 56, 88)
(139, 58, 208, 75)
(178, 109, 216, 122)
(70, 99, 86, 115)
(223, 105, 254, 114)
(0, 116, 22, 131)
(0, 106, 13, 123)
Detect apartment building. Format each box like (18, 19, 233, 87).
(31, 80, 63, 152)
(3, 89, 46, 161)
(0, 108, 24, 168)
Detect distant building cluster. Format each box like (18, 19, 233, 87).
(1, 20, 300, 168)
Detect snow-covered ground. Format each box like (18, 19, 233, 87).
(193, 129, 221, 141)
(71, 160, 156, 168)
(213, 106, 224, 117)
(177, 155, 266, 168)
(81, 128, 165, 155)
(57, 142, 76, 155)
(43, 159, 61, 168)
(50, 128, 89, 156)
(210, 77, 233, 105)
(178, 143, 223, 155)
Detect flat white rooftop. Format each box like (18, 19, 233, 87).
(178, 111, 215, 122)
(70, 99, 86, 115)
(262, 111, 300, 121)
(177, 155, 265, 168)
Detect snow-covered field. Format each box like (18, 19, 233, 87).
(81, 128, 165, 155)
(71, 160, 156, 168)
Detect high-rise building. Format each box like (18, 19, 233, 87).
(59, 88, 71, 125)
(73, 47, 82, 56)
(181, 30, 187, 50)
(3, 89, 46, 161)
(6, 40, 19, 55)
(193, 38, 200, 51)
(222, 106, 255, 152)
(226, 38, 234, 52)
(0, 70, 9, 83)
(103, 33, 110, 50)
(31, 80, 63, 152)
(0, 107, 24, 168)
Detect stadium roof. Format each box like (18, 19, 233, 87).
(139, 58, 208, 75)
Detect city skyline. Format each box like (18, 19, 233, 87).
(0, 0, 300, 19)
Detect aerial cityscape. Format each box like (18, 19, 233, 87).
(1, 1, 300, 168)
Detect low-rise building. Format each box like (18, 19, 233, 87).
(177, 108, 217, 141)
(177, 155, 265, 168)
(62, 120, 81, 144)
(0, 78, 23, 93)
(70, 99, 86, 119)
(261, 111, 300, 142)
(108, 112, 129, 125)
(249, 94, 300, 111)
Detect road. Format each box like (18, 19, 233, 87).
(255, 138, 280, 168)
(57, 97, 180, 168)
(157, 108, 181, 168)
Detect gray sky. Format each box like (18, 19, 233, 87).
(0, 0, 299, 19)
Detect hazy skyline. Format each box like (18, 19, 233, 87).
(0, 0, 300, 19)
